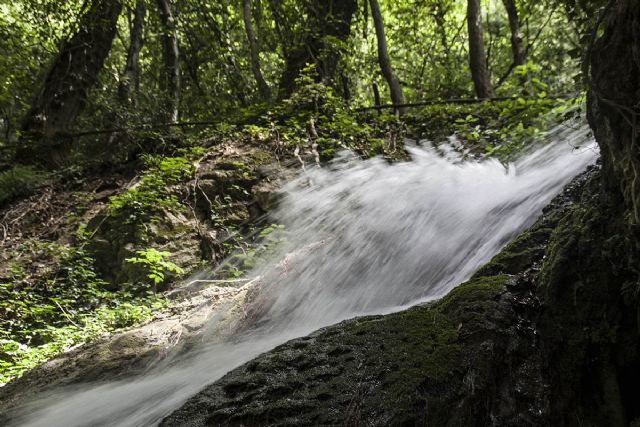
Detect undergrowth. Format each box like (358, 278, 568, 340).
(107, 151, 199, 228)
(0, 231, 167, 385)
(0, 165, 48, 208)
(233, 65, 580, 163)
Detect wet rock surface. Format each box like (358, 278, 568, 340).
(0, 139, 296, 419)
(0, 279, 257, 421)
(162, 167, 609, 426)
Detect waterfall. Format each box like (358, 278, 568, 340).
(11, 123, 598, 427)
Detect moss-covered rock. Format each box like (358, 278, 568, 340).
(535, 175, 640, 426)
(162, 168, 604, 427)
(87, 141, 286, 287)
(162, 275, 514, 427)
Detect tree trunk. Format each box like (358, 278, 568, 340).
(588, 0, 640, 228)
(118, 0, 146, 105)
(369, 0, 405, 114)
(18, 0, 122, 166)
(432, 0, 449, 52)
(242, 0, 270, 99)
(278, 0, 357, 98)
(501, 0, 525, 68)
(467, 0, 495, 98)
(200, 7, 248, 106)
(157, 0, 180, 123)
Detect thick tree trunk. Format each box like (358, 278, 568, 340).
(118, 0, 146, 105)
(278, 0, 357, 99)
(467, 0, 495, 98)
(242, 0, 270, 99)
(588, 0, 640, 227)
(501, 0, 525, 68)
(369, 0, 405, 114)
(18, 0, 122, 166)
(157, 0, 180, 123)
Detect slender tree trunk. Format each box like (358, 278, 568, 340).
(501, 0, 525, 68)
(119, 0, 146, 104)
(157, 0, 180, 123)
(18, 0, 122, 166)
(372, 81, 381, 107)
(467, 0, 495, 98)
(107, 1, 146, 150)
(369, 0, 405, 114)
(242, 0, 270, 99)
(197, 8, 247, 106)
(362, 0, 368, 38)
(432, 0, 449, 52)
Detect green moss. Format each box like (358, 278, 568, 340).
(163, 171, 601, 427)
(475, 228, 553, 278)
(163, 273, 515, 427)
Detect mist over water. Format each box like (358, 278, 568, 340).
(13, 124, 598, 427)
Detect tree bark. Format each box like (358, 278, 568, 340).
(369, 0, 405, 114)
(242, 0, 270, 99)
(588, 0, 640, 226)
(372, 81, 381, 107)
(501, 0, 525, 68)
(277, 0, 357, 99)
(467, 0, 495, 98)
(157, 0, 180, 123)
(19, 0, 122, 166)
(119, 0, 146, 105)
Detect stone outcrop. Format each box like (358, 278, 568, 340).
(162, 165, 639, 427)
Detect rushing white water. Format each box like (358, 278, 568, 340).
(12, 123, 597, 427)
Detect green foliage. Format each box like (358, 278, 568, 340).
(0, 165, 48, 207)
(220, 223, 286, 278)
(403, 94, 573, 161)
(239, 67, 393, 159)
(285, 65, 344, 115)
(107, 155, 194, 226)
(126, 248, 184, 287)
(512, 62, 549, 96)
(0, 238, 167, 384)
(2, 0, 583, 150)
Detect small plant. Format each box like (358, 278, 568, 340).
(0, 238, 168, 385)
(108, 155, 195, 227)
(125, 248, 184, 288)
(220, 224, 286, 278)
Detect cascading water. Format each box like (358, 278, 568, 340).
(10, 123, 598, 427)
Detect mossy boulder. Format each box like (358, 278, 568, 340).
(163, 162, 640, 426)
(162, 274, 528, 427)
(162, 169, 605, 427)
(86, 141, 285, 288)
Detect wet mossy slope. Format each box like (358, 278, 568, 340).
(162, 165, 640, 426)
(162, 273, 526, 427)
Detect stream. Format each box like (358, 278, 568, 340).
(12, 123, 598, 427)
